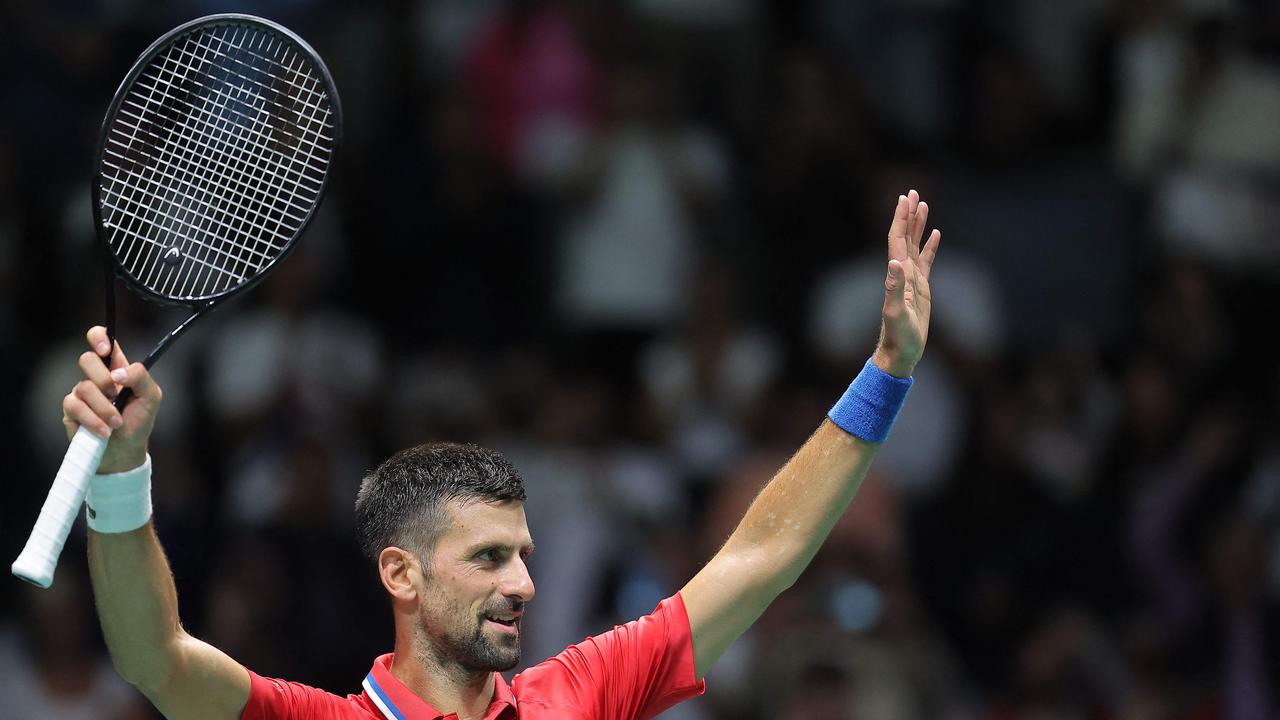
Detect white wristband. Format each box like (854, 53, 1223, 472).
(86, 454, 153, 534)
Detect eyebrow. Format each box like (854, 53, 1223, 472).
(466, 541, 536, 556)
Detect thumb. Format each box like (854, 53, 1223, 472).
(884, 259, 907, 315)
(111, 363, 163, 408)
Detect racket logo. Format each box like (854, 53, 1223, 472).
(163, 247, 183, 265)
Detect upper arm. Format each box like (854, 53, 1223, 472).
(137, 633, 251, 720)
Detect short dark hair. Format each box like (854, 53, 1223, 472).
(355, 442, 526, 568)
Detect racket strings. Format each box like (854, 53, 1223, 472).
(149, 37, 330, 187)
(110, 31, 290, 289)
(112, 26, 328, 294)
(108, 40, 304, 267)
(105, 37, 312, 297)
(200, 30, 332, 136)
(99, 22, 335, 301)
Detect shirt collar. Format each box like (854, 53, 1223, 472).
(361, 654, 516, 720)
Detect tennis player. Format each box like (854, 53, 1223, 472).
(64, 190, 940, 720)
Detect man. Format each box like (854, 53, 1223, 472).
(64, 190, 941, 720)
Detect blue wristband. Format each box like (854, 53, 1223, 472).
(827, 358, 913, 443)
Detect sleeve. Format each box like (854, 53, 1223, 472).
(511, 592, 706, 719)
(240, 669, 352, 720)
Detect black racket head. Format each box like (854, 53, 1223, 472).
(93, 14, 342, 306)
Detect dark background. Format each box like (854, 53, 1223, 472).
(2, 1, 1278, 718)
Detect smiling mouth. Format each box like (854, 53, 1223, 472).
(483, 613, 521, 629)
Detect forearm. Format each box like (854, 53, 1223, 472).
(682, 420, 882, 676)
(684, 358, 910, 675)
(88, 522, 185, 690)
(719, 420, 878, 590)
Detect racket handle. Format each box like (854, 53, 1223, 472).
(11, 426, 109, 588)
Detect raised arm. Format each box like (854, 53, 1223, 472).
(67, 326, 250, 720)
(680, 190, 941, 678)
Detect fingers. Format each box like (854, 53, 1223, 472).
(886, 194, 909, 262)
(893, 189, 940, 275)
(71, 341, 128, 439)
(910, 201, 929, 255)
(884, 259, 907, 318)
(920, 229, 942, 278)
(74, 377, 123, 428)
(64, 388, 114, 439)
(78, 351, 118, 401)
(85, 326, 129, 370)
(87, 326, 110, 357)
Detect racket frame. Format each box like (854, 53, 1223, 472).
(93, 13, 344, 371)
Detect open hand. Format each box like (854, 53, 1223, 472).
(872, 189, 941, 378)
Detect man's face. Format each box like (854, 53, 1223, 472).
(417, 499, 535, 673)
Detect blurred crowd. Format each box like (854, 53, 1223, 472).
(3, 0, 1280, 718)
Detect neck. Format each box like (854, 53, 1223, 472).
(391, 636, 495, 720)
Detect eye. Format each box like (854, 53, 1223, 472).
(476, 548, 500, 563)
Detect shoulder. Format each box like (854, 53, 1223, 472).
(509, 594, 703, 717)
(515, 594, 689, 672)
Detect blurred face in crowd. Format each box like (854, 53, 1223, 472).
(415, 499, 536, 672)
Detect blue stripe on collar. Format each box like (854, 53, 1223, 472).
(363, 672, 407, 720)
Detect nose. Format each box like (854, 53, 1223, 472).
(501, 555, 535, 603)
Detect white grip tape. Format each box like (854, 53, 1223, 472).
(11, 426, 108, 588)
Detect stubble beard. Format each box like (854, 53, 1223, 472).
(441, 615, 521, 672)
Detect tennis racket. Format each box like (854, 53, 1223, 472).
(12, 14, 342, 588)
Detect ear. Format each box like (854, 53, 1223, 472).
(378, 546, 424, 602)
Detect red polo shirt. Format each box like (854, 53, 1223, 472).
(241, 593, 705, 720)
